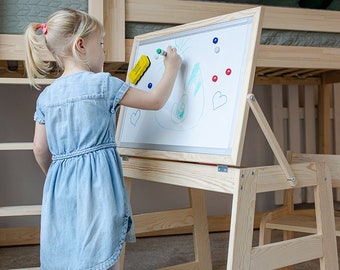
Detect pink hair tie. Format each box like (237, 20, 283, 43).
(41, 23, 48, 35)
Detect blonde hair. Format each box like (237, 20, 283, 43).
(24, 8, 104, 89)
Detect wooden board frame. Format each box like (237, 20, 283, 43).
(117, 7, 263, 166)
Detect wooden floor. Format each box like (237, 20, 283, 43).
(0, 230, 338, 270)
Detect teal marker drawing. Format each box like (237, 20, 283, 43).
(156, 48, 167, 56)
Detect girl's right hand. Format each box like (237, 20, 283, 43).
(164, 46, 182, 71)
(119, 45, 182, 111)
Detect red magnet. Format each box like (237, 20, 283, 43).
(226, 68, 232, 76)
(212, 75, 218, 82)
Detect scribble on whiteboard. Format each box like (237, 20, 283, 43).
(212, 91, 228, 110)
(130, 109, 141, 126)
(155, 62, 205, 131)
(187, 63, 203, 97)
(171, 94, 188, 123)
(174, 39, 191, 57)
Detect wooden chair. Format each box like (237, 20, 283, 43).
(259, 151, 340, 269)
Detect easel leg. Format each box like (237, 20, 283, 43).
(314, 163, 339, 270)
(227, 169, 257, 270)
(189, 188, 212, 270)
(278, 230, 295, 270)
(119, 177, 133, 270)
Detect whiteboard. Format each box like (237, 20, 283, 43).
(117, 7, 262, 166)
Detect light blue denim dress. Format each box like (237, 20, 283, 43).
(34, 71, 136, 270)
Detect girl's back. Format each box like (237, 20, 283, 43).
(35, 71, 128, 156)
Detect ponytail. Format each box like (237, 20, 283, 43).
(24, 9, 104, 90)
(24, 23, 53, 90)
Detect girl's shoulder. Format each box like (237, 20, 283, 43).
(57, 71, 109, 81)
(64, 71, 125, 86)
(39, 71, 127, 100)
(37, 71, 109, 101)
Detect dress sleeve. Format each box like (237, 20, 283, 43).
(34, 95, 45, 124)
(107, 74, 130, 113)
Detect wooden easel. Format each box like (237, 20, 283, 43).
(119, 93, 338, 269)
(116, 7, 338, 269)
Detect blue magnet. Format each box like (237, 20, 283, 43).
(213, 37, 219, 44)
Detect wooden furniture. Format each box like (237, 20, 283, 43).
(118, 4, 340, 269)
(1, 1, 340, 269)
(259, 152, 340, 269)
(117, 8, 265, 270)
(119, 89, 339, 269)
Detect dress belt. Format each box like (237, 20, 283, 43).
(52, 142, 116, 161)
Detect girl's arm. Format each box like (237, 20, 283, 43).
(33, 122, 52, 175)
(120, 46, 182, 110)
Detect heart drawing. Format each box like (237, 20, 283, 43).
(212, 91, 227, 110)
(130, 109, 141, 126)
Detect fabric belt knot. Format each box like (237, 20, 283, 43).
(52, 142, 116, 161)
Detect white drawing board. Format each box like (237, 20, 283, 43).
(117, 7, 263, 166)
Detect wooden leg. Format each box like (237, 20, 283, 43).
(119, 177, 133, 270)
(275, 154, 296, 270)
(227, 169, 257, 270)
(259, 209, 295, 270)
(260, 188, 295, 270)
(118, 245, 126, 270)
(277, 231, 295, 270)
(190, 188, 212, 270)
(259, 211, 273, 246)
(258, 187, 294, 246)
(314, 163, 339, 270)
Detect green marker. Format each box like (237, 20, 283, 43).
(156, 48, 167, 56)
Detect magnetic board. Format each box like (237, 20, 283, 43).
(117, 7, 263, 166)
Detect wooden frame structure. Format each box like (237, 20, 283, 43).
(118, 7, 263, 168)
(116, 5, 340, 269)
(117, 8, 264, 270)
(260, 152, 340, 270)
(119, 94, 338, 269)
(1, 0, 340, 269)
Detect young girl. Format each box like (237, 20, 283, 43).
(24, 8, 181, 270)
